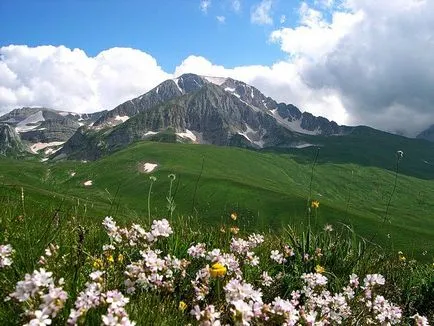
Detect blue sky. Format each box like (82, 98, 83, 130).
(0, 0, 302, 71)
(1, 0, 434, 135)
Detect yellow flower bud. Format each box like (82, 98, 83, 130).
(107, 255, 114, 264)
(311, 200, 320, 209)
(209, 262, 227, 278)
(315, 264, 325, 274)
(179, 301, 187, 312)
(93, 258, 103, 269)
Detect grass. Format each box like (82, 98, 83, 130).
(1, 141, 434, 257)
(0, 183, 433, 324)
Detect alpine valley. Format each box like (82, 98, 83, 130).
(1, 73, 434, 254)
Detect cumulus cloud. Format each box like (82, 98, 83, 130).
(251, 0, 273, 25)
(231, 0, 241, 12)
(216, 15, 226, 24)
(174, 55, 349, 124)
(2, 0, 434, 135)
(271, 0, 434, 135)
(0, 45, 170, 114)
(200, 0, 211, 13)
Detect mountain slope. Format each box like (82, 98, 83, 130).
(417, 124, 434, 142)
(56, 82, 306, 160)
(92, 74, 208, 127)
(57, 74, 352, 160)
(0, 107, 106, 157)
(0, 124, 26, 156)
(2, 141, 434, 257)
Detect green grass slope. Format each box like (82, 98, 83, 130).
(1, 141, 434, 258)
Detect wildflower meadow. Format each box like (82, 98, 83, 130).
(1, 175, 433, 325)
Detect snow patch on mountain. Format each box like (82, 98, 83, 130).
(144, 131, 158, 137)
(176, 129, 197, 142)
(143, 163, 158, 173)
(15, 111, 45, 132)
(269, 110, 321, 135)
(114, 115, 129, 123)
(30, 141, 65, 154)
(293, 143, 316, 149)
(203, 76, 227, 86)
(172, 78, 184, 93)
(238, 124, 265, 148)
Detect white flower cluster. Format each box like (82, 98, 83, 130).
(124, 249, 188, 294)
(68, 270, 135, 326)
(191, 304, 221, 326)
(102, 217, 173, 246)
(9, 268, 67, 326)
(0, 243, 14, 268)
(5, 216, 431, 325)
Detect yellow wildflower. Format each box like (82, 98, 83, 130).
(107, 255, 114, 264)
(231, 212, 238, 220)
(311, 200, 320, 209)
(179, 301, 187, 312)
(220, 226, 226, 233)
(209, 263, 227, 278)
(315, 264, 325, 274)
(118, 254, 124, 263)
(93, 258, 103, 269)
(398, 251, 406, 262)
(230, 226, 239, 235)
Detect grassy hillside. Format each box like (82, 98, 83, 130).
(1, 141, 434, 258)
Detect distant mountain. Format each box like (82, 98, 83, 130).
(417, 124, 434, 142)
(0, 107, 106, 157)
(0, 124, 26, 156)
(55, 74, 352, 160)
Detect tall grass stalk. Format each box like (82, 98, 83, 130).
(148, 176, 156, 225)
(384, 151, 403, 222)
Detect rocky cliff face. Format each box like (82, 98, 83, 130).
(0, 74, 352, 160)
(0, 107, 106, 156)
(0, 124, 26, 156)
(55, 74, 350, 160)
(92, 74, 207, 127)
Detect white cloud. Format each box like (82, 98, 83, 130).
(231, 0, 241, 12)
(314, 0, 334, 8)
(279, 15, 286, 24)
(0, 45, 170, 113)
(200, 0, 211, 13)
(216, 15, 226, 23)
(174, 55, 349, 124)
(251, 0, 273, 25)
(270, 0, 434, 135)
(2, 0, 434, 136)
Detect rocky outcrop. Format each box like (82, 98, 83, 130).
(0, 124, 26, 156)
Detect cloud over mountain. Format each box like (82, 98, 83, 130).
(0, 45, 170, 113)
(1, 0, 434, 135)
(271, 0, 434, 135)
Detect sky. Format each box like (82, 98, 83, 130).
(0, 0, 433, 136)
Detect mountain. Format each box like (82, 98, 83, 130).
(0, 107, 106, 156)
(417, 124, 434, 142)
(0, 124, 26, 156)
(55, 74, 351, 160)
